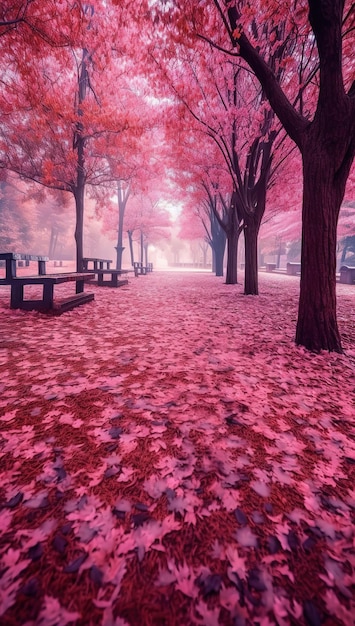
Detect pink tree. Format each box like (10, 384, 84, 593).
(0, 2, 149, 270)
(144, 18, 299, 292)
(165, 0, 355, 351)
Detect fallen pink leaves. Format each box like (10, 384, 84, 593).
(0, 272, 354, 625)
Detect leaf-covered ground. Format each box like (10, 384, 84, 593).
(0, 270, 354, 626)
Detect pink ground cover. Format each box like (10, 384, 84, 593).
(0, 270, 354, 626)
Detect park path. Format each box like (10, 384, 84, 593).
(0, 270, 354, 626)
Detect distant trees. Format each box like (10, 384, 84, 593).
(0, 2, 159, 270)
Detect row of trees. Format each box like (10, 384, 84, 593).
(0, 1, 171, 271)
(142, 0, 354, 352)
(0, 1, 354, 352)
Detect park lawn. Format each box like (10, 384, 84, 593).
(0, 270, 354, 626)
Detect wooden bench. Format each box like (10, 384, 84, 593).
(146, 262, 153, 273)
(0, 252, 48, 284)
(10, 273, 94, 314)
(133, 261, 147, 276)
(82, 257, 129, 288)
(265, 263, 277, 272)
(286, 262, 301, 276)
(92, 269, 129, 288)
(82, 257, 112, 271)
(339, 265, 355, 284)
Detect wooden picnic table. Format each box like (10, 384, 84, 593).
(286, 262, 301, 276)
(339, 265, 355, 284)
(82, 257, 129, 287)
(10, 272, 94, 314)
(82, 257, 112, 271)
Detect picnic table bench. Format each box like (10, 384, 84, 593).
(133, 261, 153, 276)
(286, 262, 301, 276)
(265, 263, 277, 272)
(82, 257, 129, 288)
(10, 273, 94, 314)
(339, 265, 355, 284)
(0, 252, 48, 284)
(82, 257, 112, 271)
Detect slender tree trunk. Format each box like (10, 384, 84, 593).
(244, 219, 259, 295)
(116, 181, 129, 270)
(116, 201, 124, 270)
(225, 227, 239, 284)
(212, 248, 216, 273)
(296, 150, 345, 352)
(214, 236, 226, 277)
(73, 48, 89, 272)
(340, 244, 348, 263)
(140, 231, 144, 265)
(276, 238, 282, 268)
(127, 230, 134, 266)
(144, 243, 148, 267)
(74, 183, 84, 272)
(48, 227, 58, 259)
(116, 192, 125, 269)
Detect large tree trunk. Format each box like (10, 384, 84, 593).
(244, 219, 259, 295)
(227, 0, 355, 351)
(295, 148, 346, 352)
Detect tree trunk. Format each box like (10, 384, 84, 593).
(74, 185, 84, 272)
(225, 227, 239, 284)
(212, 248, 216, 273)
(73, 48, 88, 272)
(244, 219, 259, 295)
(276, 238, 282, 268)
(140, 231, 144, 265)
(48, 226, 58, 259)
(214, 237, 225, 277)
(295, 149, 344, 352)
(115, 197, 125, 269)
(127, 230, 134, 266)
(340, 243, 348, 264)
(116, 181, 129, 270)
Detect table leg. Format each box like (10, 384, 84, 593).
(76, 280, 84, 293)
(43, 282, 54, 308)
(10, 282, 23, 308)
(38, 260, 46, 275)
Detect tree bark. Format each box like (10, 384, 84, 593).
(140, 231, 144, 265)
(295, 138, 349, 352)
(225, 226, 239, 284)
(127, 230, 134, 265)
(74, 183, 84, 272)
(244, 219, 259, 295)
(116, 181, 129, 270)
(214, 236, 225, 276)
(116, 194, 125, 269)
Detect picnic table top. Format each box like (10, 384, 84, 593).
(86, 268, 129, 274)
(12, 272, 93, 284)
(0, 252, 49, 261)
(82, 257, 112, 263)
